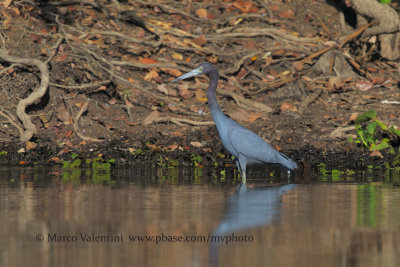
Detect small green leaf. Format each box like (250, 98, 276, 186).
(355, 110, 377, 124)
(367, 121, 377, 135)
(380, 0, 391, 4)
(73, 159, 81, 167)
(217, 153, 226, 159)
(370, 142, 389, 151)
(108, 159, 116, 163)
(375, 120, 388, 130)
(389, 126, 400, 137)
(71, 153, 78, 159)
(63, 161, 70, 168)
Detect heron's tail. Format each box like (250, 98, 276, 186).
(277, 152, 297, 170)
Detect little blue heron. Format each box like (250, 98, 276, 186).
(173, 62, 297, 183)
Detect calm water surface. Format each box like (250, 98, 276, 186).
(1, 165, 400, 267)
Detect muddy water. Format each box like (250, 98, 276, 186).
(1, 165, 400, 267)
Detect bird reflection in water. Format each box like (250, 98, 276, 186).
(209, 183, 296, 266)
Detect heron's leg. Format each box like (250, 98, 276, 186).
(237, 154, 247, 184)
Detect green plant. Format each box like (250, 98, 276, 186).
(190, 154, 203, 167)
(349, 110, 400, 151)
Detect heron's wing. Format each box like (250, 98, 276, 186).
(228, 126, 297, 169)
(228, 127, 277, 163)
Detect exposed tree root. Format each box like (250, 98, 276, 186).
(0, 51, 49, 142)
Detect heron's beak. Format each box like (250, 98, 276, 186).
(172, 68, 202, 82)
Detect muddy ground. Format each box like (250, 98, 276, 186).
(0, 0, 399, 171)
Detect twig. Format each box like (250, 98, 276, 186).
(78, 30, 163, 47)
(0, 63, 22, 75)
(72, 101, 103, 142)
(50, 80, 111, 90)
(146, 116, 214, 127)
(339, 22, 374, 48)
(207, 28, 321, 44)
(329, 126, 356, 138)
(219, 88, 273, 113)
(298, 88, 322, 114)
(0, 108, 24, 137)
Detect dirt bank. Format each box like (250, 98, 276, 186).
(0, 1, 399, 170)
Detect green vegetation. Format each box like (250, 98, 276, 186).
(61, 155, 115, 184)
(190, 154, 203, 167)
(380, 0, 391, 4)
(348, 110, 400, 163)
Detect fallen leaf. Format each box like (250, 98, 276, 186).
(280, 102, 297, 112)
(270, 5, 280, 11)
(172, 131, 184, 137)
(49, 157, 62, 163)
(349, 112, 358, 121)
(19, 161, 28, 165)
(143, 111, 160, 124)
(195, 8, 208, 19)
(54, 52, 67, 62)
(328, 76, 344, 90)
(172, 52, 183, 60)
(191, 141, 202, 148)
(165, 144, 178, 151)
(195, 89, 206, 98)
(26, 141, 37, 150)
(146, 143, 162, 150)
(141, 58, 157, 64)
(168, 103, 179, 111)
(233, 0, 258, 13)
(343, 76, 353, 82)
(355, 80, 373, 91)
(293, 62, 304, 71)
(161, 68, 182, 77)
(108, 98, 117, 105)
(157, 84, 178, 97)
(75, 102, 85, 108)
(265, 74, 275, 81)
(144, 70, 159, 81)
(81, 15, 93, 26)
(247, 112, 262, 122)
(193, 35, 207, 46)
(371, 76, 385, 84)
(279, 9, 295, 19)
(178, 87, 190, 99)
(369, 150, 383, 158)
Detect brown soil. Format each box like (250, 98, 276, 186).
(0, 1, 399, 170)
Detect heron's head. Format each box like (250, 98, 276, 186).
(172, 62, 215, 82)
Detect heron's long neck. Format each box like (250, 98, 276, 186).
(207, 70, 224, 119)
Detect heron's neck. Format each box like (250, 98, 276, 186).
(207, 71, 224, 119)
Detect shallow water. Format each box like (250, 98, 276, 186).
(1, 165, 400, 267)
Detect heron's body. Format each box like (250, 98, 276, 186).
(173, 63, 296, 182)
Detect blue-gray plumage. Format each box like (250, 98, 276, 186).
(173, 62, 297, 183)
